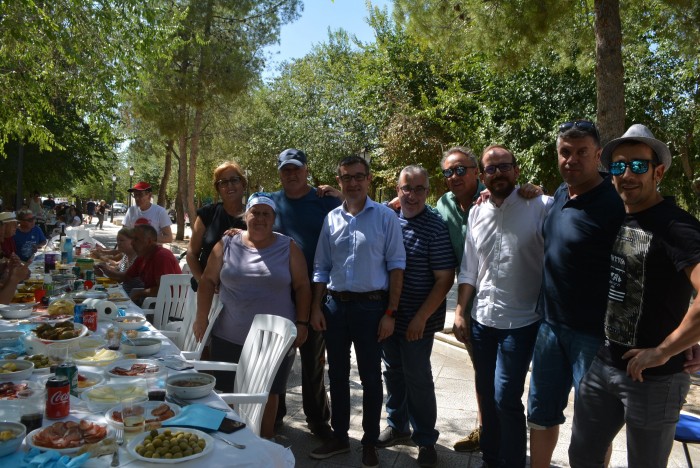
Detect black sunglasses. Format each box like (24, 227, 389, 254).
(483, 163, 515, 175)
(442, 165, 476, 178)
(609, 160, 655, 176)
(558, 121, 600, 142)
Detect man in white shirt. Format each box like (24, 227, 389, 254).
(123, 182, 173, 244)
(453, 145, 552, 468)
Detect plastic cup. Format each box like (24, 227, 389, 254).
(121, 400, 146, 436)
(34, 288, 46, 303)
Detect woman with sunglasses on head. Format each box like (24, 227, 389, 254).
(185, 162, 248, 291)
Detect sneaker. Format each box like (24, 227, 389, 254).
(309, 437, 350, 460)
(361, 444, 379, 468)
(453, 426, 481, 452)
(376, 426, 412, 448)
(417, 445, 438, 468)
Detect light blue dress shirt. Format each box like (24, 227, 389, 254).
(313, 197, 406, 292)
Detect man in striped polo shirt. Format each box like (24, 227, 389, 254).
(378, 165, 457, 468)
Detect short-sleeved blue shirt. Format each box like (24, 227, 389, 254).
(539, 176, 625, 337)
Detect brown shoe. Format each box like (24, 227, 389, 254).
(453, 426, 481, 452)
(309, 437, 350, 460)
(362, 444, 379, 468)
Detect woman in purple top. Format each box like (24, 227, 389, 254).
(193, 193, 310, 439)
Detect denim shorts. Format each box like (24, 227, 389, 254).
(527, 321, 603, 429)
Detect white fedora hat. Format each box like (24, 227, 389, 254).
(601, 124, 672, 169)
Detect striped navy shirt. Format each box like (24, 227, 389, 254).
(396, 207, 457, 335)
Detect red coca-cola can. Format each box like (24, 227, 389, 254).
(83, 308, 98, 331)
(46, 376, 70, 419)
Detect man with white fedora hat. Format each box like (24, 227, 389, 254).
(569, 124, 700, 467)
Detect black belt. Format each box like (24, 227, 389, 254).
(328, 290, 387, 302)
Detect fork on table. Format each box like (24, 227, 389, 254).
(111, 428, 124, 467)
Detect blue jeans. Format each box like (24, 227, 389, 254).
(569, 357, 690, 468)
(322, 295, 386, 445)
(381, 333, 438, 446)
(471, 320, 539, 468)
(527, 320, 603, 428)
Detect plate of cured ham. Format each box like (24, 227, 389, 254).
(106, 401, 181, 430)
(26, 420, 110, 454)
(106, 359, 163, 379)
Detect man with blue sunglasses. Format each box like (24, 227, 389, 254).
(569, 124, 700, 467)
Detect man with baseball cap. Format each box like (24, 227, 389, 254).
(568, 124, 700, 467)
(269, 148, 341, 438)
(123, 182, 173, 244)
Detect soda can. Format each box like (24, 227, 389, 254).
(46, 376, 70, 419)
(55, 362, 79, 397)
(72, 266, 81, 277)
(85, 270, 94, 281)
(73, 303, 86, 324)
(83, 308, 98, 332)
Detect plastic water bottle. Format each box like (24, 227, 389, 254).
(63, 238, 73, 264)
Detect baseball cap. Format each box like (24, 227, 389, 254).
(277, 148, 307, 170)
(246, 192, 276, 213)
(0, 212, 16, 223)
(128, 182, 152, 192)
(601, 124, 672, 169)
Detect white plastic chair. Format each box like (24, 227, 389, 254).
(188, 314, 297, 436)
(141, 274, 195, 349)
(180, 294, 222, 360)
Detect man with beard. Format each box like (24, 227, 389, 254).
(454, 145, 551, 467)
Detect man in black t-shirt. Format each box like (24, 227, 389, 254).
(569, 124, 700, 467)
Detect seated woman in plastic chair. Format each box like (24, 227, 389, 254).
(193, 193, 310, 439)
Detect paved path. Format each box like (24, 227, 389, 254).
(85, 220, 699, 467)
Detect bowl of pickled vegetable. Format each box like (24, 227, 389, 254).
(0, 422, 25, 457)
(127, 428, 213, 463)
(0, 360, 34, 382)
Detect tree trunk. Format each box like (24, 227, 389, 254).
(176, 122, 189, 241)
(158, 139, 173, 208)
(188, 106, 203, 227)
(594, 0, 625, 144)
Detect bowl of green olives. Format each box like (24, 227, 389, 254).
(127, 427, 213, 463)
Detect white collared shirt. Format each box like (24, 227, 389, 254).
(458, 189, 553, 329)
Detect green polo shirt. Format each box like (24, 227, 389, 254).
(435, 181, 485, 272)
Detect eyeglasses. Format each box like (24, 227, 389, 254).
(609, 159, 655, 176)
(483, 163, 515, 174)
(442, 165, 476, 178)
(399, 185, 427, 196)
(216, 176, 242, 188)
(558, 120, 600, 139)
(339, 173, 368, 183)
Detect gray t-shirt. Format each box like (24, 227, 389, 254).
(214, 232, 296, 345)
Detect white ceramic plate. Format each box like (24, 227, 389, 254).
(126, 427, 214, 464)
(72, 348, 122, 366)
(25, 422, 111, 454)
(76, 370, 105, 393)
(106, 359, 163, 379)
(105, 401, 181, 429)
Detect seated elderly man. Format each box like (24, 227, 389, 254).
(96, 224, 181, 305)
(13, 210, 47, 262)
(0, 254, 30, 304)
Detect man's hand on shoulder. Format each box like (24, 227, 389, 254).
(517, 182, 544, 199)
(316, 185, 342, 199)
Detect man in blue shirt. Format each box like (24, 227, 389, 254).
(269, 148, 341, 439)
(310, 155, 406, 468)
(13, 210, 47, 261)
(378, 165, 456, 468)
